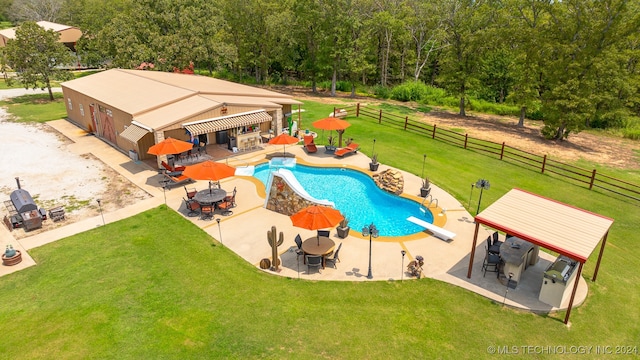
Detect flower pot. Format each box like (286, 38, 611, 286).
(2, 250, 22, 266)
(369, 163, 379, 171)
(336, 226, 350, 239)
(420, 187, 431, 197)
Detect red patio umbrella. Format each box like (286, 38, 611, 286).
(268, 133, 300, 157)
(183, 160, 236, 192)
(147, 137, 194, 156)
(290, 205, 344, 245)
(312, 117, 351, 147)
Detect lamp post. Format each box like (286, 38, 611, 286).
(502, 272, 514, 306)
(362, 223, 379, 279)
(421, 154, 427, 179)
(216, 218, 223, 247)
(96, 199, 105, 226)
(468, 183, 475, 211)
(475, 179, 490, 215)
(401, 250, 406, 281)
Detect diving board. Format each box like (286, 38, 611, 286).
(407, 216, 456, 241)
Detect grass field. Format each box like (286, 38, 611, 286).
(0, 98, 638, 359)
(0, 93, 66, 122)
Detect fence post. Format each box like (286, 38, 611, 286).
(589, 169, 597, 190)
(333, 107, 337, 117)
(356, 103, 360, 117)
(541, 155, 547, 173)
(500, 142, 505, 160)
(404, 116, 408, 130)
(432, 124, 437, 139)
(464, 134, 468, 149)
(378, 109, 382, 124)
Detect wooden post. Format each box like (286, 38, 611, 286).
(589, 169, 597, 190)
(464, 134, 468, 149)
(541, 155, 547, 173)
(432, 124, 437, 139)
(404, 116, 408, 130)
(592, 231, 609, 281)
(500, 142, 505, 160)
(564, 262, 584, 325)
(356, 103, 360, 117)
(467, 222, 481, 278)
(378, 109, 382, 124)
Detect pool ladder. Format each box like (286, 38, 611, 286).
(420, 194, 439, 214)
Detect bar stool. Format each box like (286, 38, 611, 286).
(240, 139, 247, 151)
(249, 138, 256, 150)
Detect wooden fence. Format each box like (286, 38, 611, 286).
(345, 103, 640, 203)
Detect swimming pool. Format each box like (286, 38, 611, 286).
(253, 163, 434, 237)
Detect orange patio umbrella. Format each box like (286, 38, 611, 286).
(147, 137, 194, 156)
(183, 160, 236, 181)
(183, 160, 236, 193)
(290, 205, 344, 245)
(268, 133, 300, 157)
(312, 117, 351, 147)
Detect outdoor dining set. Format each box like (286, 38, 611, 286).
(184, 185, 237, 220)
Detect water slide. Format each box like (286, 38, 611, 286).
(267, 168, 334, 207)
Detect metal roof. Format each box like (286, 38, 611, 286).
(183, 110, 272, 136)
(474, 188, 614, 263)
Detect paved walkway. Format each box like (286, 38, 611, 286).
(0, 118, 588, 313)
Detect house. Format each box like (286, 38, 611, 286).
(61, 69, 302, 162)
(0, 21, 82, 50)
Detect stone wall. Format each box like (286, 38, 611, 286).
(372, 169, 404, 195)
(265, 173, 319, 215)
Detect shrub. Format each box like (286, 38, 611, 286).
(373, 85, 391, 99)
(390, 81, 430, 102)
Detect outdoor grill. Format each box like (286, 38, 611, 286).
(9, 188, 43, 231)
(539, 255, 578, 307)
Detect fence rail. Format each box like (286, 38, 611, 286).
(353, 103, 640, 203)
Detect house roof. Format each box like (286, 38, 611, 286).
(474, 188, 614, 263)
(61, 69, 301, 131)
(0, 21, 82, 46)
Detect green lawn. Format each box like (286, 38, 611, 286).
(0, 93, 66, 122)
(0, 99, 639, 359)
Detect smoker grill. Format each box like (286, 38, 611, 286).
(539, 255, 578, 307)
(9, 189, 43, 231)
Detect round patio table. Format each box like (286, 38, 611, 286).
(194, 188, 227, 205)
(302, 236, 335, 269)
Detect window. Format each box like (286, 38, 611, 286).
(79, 104, 84, 117)
(67, 98, 72, 110)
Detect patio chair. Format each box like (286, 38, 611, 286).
(161, 173, 194, 189)
(161, 160, 185, 173)
(184, 186, 197, 200)
(217, 189, 236, 216)
(334, 142, 359, 157)
(294, 234, 304, 259)
(200, 204, 214, 220)
(306, 255, 323, 274)
(482, 246, 501, 277)
(222, 187, 237, 207)
(184, 198, 200, 217)
(490, 231, 503, 254)
(317, 229, 330, 238)
(303, 135, 317, 153)
(325, 242, 342, 268)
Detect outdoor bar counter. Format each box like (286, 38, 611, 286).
(500, 236, 539, 288)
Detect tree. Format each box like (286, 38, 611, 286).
(3, 21, 74, 100)
(9, 0, 63, 22)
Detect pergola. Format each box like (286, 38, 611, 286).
(466, 188, 614, 324)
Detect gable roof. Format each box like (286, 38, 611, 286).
(0, 21, 82, 46)
(61, 69, 301, 130)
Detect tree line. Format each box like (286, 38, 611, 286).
(2, 0, 640, 140)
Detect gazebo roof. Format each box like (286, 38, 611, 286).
(475, 188, 614, 263)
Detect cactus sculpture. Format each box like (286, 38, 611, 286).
(267, 226, 284, 271)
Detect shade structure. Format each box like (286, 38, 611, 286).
(268, 133, 300, 156)
(312, 117, 351, 131)
(290, 205, 344, 231)
(182, 160, 236, 181)
(147, 137, 193, 156)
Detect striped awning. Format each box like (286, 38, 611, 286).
(119, 123, 150, 143)
(183, 110, 272, 136)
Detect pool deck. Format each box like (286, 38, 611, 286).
(0, 119, 588, 314)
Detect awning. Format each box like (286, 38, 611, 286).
(120, 123, 150, 143)
(183, 110, 272, 136)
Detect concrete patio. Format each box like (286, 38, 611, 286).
(0, 119, 588, 313)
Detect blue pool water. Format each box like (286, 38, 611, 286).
(253, 163, 434, 236)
